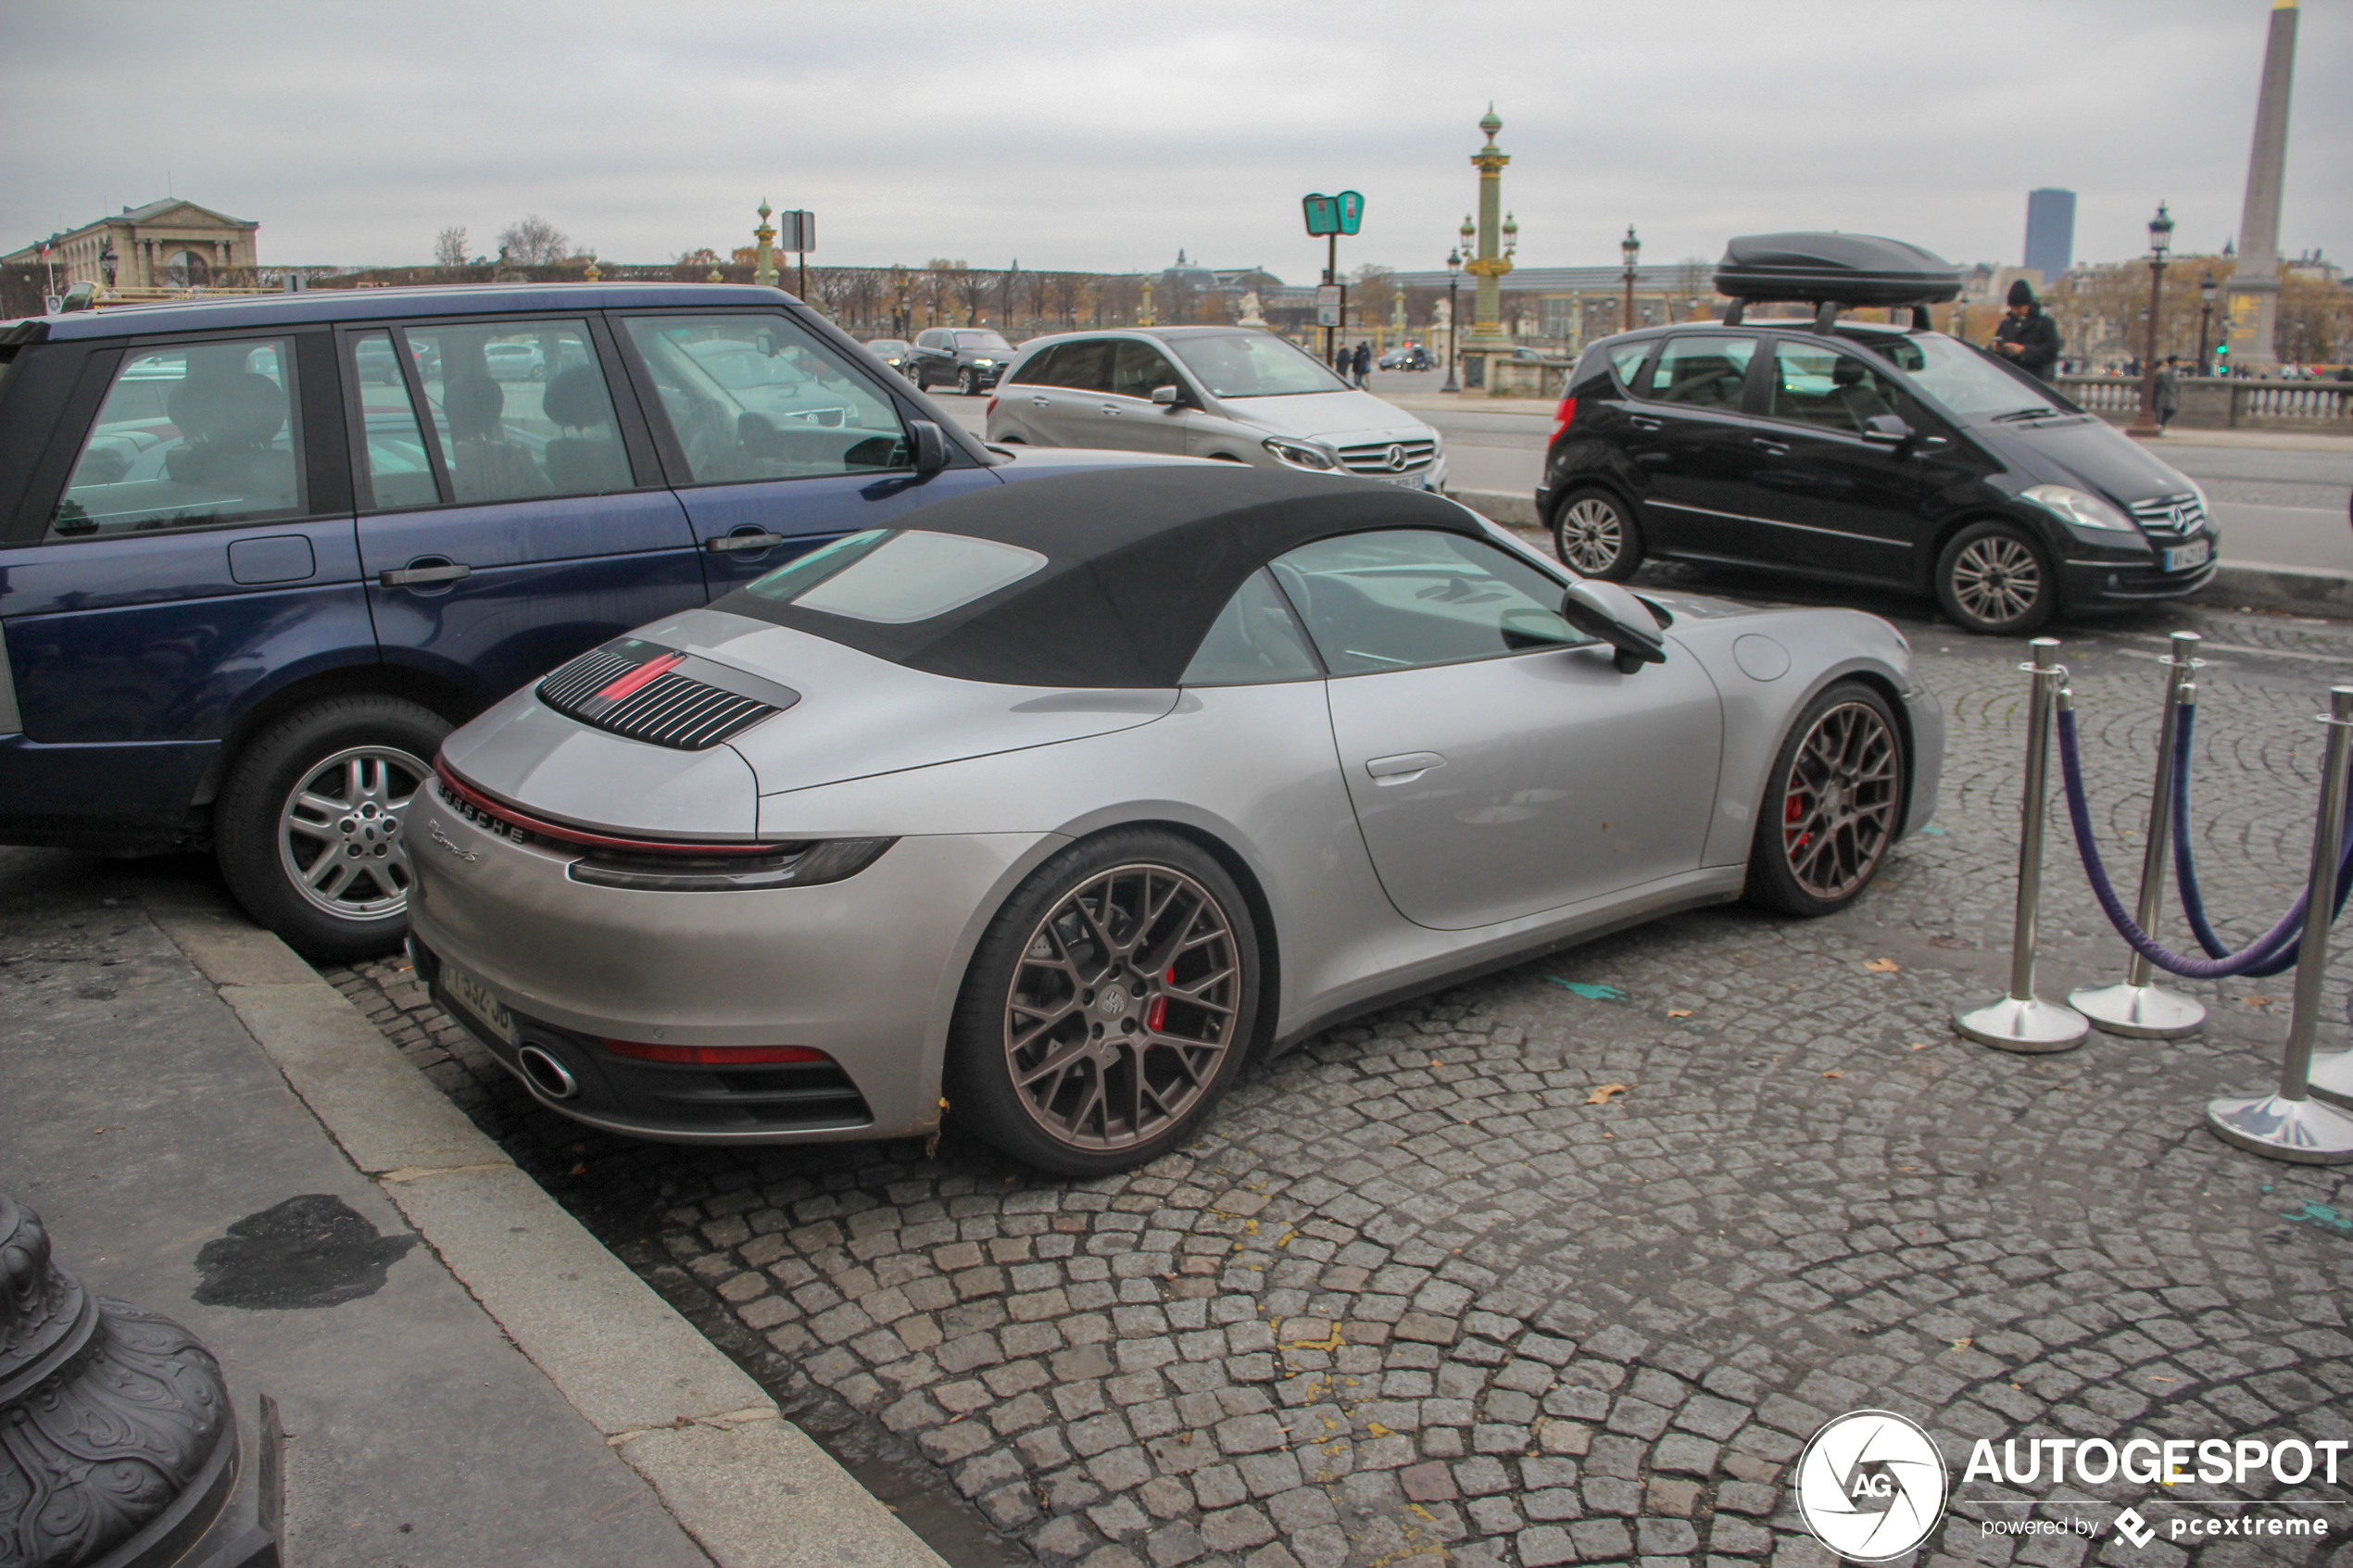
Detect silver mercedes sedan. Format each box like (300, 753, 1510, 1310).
(408, 467, 1943, 1175)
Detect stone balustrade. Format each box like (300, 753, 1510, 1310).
(2053, 374, 2352, 433)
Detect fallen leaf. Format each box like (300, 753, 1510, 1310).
(2238, 995, 2275, 1008)
(1823, 1070, 1845, 1079)
(1864, 958, 1901, 973)
(1587, 1083, 1632, 1105)
(1951, 1336, 1972, 1352)
(1667, 1008, 1693, 1019)
(1910, 1042, 1932, 1050)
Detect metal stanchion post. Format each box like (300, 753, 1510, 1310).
(2206, 684, 2353, 1162)
(1954, 638, 2092, 1051)
(2070, 631, 2208, 1037)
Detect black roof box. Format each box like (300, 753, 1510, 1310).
(1713, 232, 1962, 307)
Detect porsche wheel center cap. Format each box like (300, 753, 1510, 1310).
(1096, 985, 1131, 1019)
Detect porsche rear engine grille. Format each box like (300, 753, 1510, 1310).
(537, 646, 778, 750)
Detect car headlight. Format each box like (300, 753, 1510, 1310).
(1263, 438, 1336, 470)
(2021, 483, 2134, 532)
(974, 358, 996, 367)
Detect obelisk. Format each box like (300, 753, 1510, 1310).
(2227, 0, 2298, 370)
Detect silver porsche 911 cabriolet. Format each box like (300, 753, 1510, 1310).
(409, 466, 1943, 1174)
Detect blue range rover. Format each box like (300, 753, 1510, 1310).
(0, 283, 1151, 956)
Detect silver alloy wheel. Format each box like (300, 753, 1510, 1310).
(276, 744, 428, 922)
(1002, 863, 1241, 1153)
(959, 369, 978, 395)
(1949, 534, 2043, 626)
(1557, 497, 1625, 573)
(1780, 702, 1900, 902)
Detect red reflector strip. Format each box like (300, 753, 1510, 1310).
(433, 756, 786, 856)
(601, 1039, 833, 1066)
(595, 651, 685, 702)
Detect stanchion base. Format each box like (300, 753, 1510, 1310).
(1952, 994, 2091, 1052)
(2067, 981, 2206, 1039)
(2205, 1091, 2353, 1164)
(2307, 1049, 2353, 1111)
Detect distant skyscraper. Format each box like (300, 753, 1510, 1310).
(2023, 189, 2075, 282)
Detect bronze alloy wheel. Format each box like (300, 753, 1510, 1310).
(1948, 533, 2043, 627)
(1779, 699, 1901, 903)
(1001, 862, 1242, 1154)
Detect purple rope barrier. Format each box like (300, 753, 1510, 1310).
(2171, 702, 2353, 977)
(2055, 707, 2308, 979)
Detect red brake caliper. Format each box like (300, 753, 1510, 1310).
(1146, 968, 1172, 1032)
(1785, 786, 1811, 850)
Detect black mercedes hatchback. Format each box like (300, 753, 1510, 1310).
(1536, 235, 2217, 634)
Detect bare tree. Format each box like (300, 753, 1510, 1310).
(955, 268, 993, 326)
(434, 226, 469, 268)
(497, 215, 572, 268)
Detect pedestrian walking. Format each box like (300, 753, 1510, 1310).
(1353, 341, 1372, 388)
(1994, 279, 2060, 382)
(2154, 356, 2181, 432)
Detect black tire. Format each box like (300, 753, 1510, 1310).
(1550, 486, 1644, 581)
(958, 368, 979, 396)
(214, 696, 450, 960)
(1934, 520, 2056, 635)
(947, 829, 1262, 1177)
(1744, 682, 1906, 918)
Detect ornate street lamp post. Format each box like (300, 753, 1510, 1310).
(1620, 225, 1640, 332)
(1460, 107, 1516, 388)
(751, 200, 778, 289)
(1441, 248, 1463, 394)
(2130, 202, 2175, 436)
(2196, 272, 2219, 375)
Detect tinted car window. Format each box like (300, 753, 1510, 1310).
(397, 319, 629, 503)
(50, 337, 304, 539)
(1007, 345, 1063, 386)
(1182, 569, 1323, 685)
(1110, 340, 1184, 401)
(347, 330, 439, 510)
(1050, 340, 1114, 394)
(623, 313, 909, 484)
(1269, 530, 1588, 676)
(1768, 341, 1904, 433)
(1641, 336, 1755, 410)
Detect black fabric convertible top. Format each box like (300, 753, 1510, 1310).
(712, 466, 1489, 688)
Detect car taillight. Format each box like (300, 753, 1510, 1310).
(600, 1039, 834, 1066)
(986, 395, 999, 415)
(1551, 395, 1577, 440)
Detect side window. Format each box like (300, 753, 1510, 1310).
(347, 331, 440, 510)
(1768, 340, 1906, 433)
(1609, 343, 1653, 384)
(1268, 530, 1591, 676)
(398, 318, 629, 504)
(1641, 336, 1755, 410)
(1008, 345, 1063, 387)
(622, 313, 910, 485)
(1110, 341, 1183, 401)
(1182, 570, 1323, 685)
(1052, 340, 1114, 394)
(49, 337, 304, 539)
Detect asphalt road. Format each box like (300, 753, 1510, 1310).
(937, 385, 2353, 576)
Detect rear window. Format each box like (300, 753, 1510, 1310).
(744, 528, 1047, 623)
(955, 331, 1013, 351)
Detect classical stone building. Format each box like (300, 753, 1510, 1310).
(3, 199, 259, 291)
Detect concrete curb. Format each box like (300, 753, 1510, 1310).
(142, 887, 947, 1568)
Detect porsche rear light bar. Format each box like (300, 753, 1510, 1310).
(433, 759, 784, 856)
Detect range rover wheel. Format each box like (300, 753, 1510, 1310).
(214, 696, 450, 960)
(1935, 521, 2055, 635)
(949, 830, 1260, 1176)
(1744, 682, 1905, 918)
(1551, 487, 1644, 581)
(958, 368, 979, 396)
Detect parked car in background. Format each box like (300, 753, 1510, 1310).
(1377, 345, 1435, 370)
(0, 282, 1188, 959)
(909, 327, 1016, 395)
(409, 465, 1940, 1171)
(1538, 232, 2219, 634)
(988, 326, 1448, 490)
(862, 338, 914, 376)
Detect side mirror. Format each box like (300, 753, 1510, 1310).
(1861, 414, 1915, 445)
(1151, 384, 1181, 408)
(909, 419, 950, 476)
(1558, 580, 1668, 675)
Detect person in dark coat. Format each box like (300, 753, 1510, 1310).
(1353, 341, 1372, 386)
(2153, 356, 2181, 431)
(1994, 279, 2061, 382)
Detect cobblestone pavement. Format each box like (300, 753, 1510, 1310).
(324, 593, 2353, 1568)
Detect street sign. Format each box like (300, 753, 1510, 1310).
(778, 210, 815, 253)
(1315, 284, 1341, 328)
(1302, 192, 1365, 238)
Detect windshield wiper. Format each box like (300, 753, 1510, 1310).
(1991, 407, 2064, 423)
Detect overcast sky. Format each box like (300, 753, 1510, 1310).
(4, 1, 2346, 282)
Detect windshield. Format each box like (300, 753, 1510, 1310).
(1846, 332, 2061, 420)
(955, 331, 1012, 351)
(1167, 333, 1349, 397)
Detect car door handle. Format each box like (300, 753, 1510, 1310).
(1099, 405, 1123, 416)
(704, 532, 786, 554)
(1366, 751, 1446, 784)
(379, 561, 471, 587)
(1627, 416, 1663, 432)
(1751, 437, 1791, 456)
(1030, 396, 1051, 408)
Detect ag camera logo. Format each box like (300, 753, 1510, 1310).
(1795, 1411, 1950, 1562)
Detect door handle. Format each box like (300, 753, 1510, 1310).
(1100, 405, 1122, 416)
(1751, 438, 1791, 456)
(1030, 396, 1051, 408)
(1627, 416, 1663, 432)
(379, 561, 471, 587)
(704, 532, 786, 554)
(1365, 751, 1446, 784)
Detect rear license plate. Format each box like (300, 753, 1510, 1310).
(2163, 538, 2212, 572)
(441, 962, 516, 1045)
